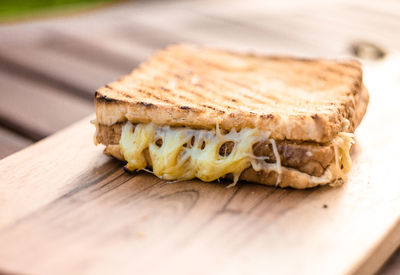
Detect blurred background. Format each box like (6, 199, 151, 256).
(0, 0, 399, 272)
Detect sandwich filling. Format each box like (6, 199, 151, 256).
(115, 121, 354, 186)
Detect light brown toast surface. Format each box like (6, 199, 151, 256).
(95, 44, 369, 142)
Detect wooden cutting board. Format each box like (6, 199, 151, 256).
(0, 61, 399, 275)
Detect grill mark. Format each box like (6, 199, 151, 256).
(201, 104, 225, 113)
(111, 45, 360, 120)
(151, 86, 193, 106)
(179, 47, 361, 84)
(108, 71, 202, 106)
(162, 55, 301, 113)
(95, 91, 119, 103)
(262, 64, 351, 87)
(173, 76, 245, 109)
(158, 54, 270, 107)
(137, 57, 208, 103)
(169, 91, 226, 113)
(207, 78, 270, 108)
(138, 101, 154, 107)
(160, 52, 277, 107)
(250, 66, 358, 104)
(266, 58, 360, 81)
(142, 75, 210, 104)
(162, 72, 210, 100)
(176, 53, 325, 107)
(324, 65, 357, 78)
(134, 88, 175, 104)
(301, 61, 361, 82)
(147, 56, 244, 112)
(224, 77, 281, 103)
(197, 71, 281, 108)
(255, 58, 358, 84)
(339, 61, 362, 71)
(186, 81, 237, 103)
(180, 73, 257, 109)
(143, 81, 228, 114)
(260, 114, 274, 119)
(134, 61, 316, 114)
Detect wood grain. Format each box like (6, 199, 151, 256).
(0, 43, 129, 98)
(379, 247, 400, 275)
(0, 55, 399, 274)
(0, 70, 92, 140)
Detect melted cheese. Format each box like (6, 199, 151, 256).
(269, 138, 282, 185)
(120, 123, 156, 171)
(119, 121, 354, 186)
(331, 131, 355, 182)
(121, 122, 270, 185)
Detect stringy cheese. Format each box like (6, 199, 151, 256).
(331, 132, 355, 184)
(270, 138, 282, 185)
(121, 122, 270, 185)
(119, 121, 354, 186)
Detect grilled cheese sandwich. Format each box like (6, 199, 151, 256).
(93, 44, 369, 189)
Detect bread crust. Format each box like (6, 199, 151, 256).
(95, 44, 369, 143)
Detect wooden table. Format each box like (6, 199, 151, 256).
(1, 0, 399, 274)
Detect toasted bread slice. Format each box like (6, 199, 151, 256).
(95, 44, 368, 143)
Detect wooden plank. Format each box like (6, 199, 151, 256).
(0, 25, 150, 99)
(42, 31, 141, 72)
(0, 127, 32, 159)
(0, 45, 128, 99)
(0, 24, 189, 100)
(0, 59, 399, 275)
(379, 248, 400, 275)
(0, 70, 92, 140)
